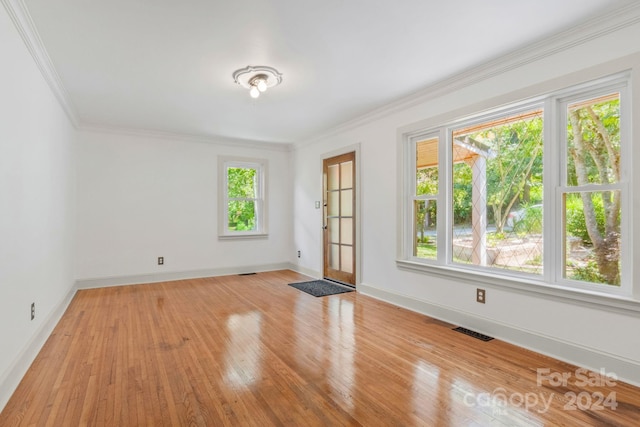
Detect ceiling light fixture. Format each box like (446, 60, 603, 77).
(233, 65, 283, 99)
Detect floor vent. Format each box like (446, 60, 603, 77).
(453, 327, 494, 342)
(238, 272, 257, 276)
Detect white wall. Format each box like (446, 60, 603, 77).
(0, 6, 77, 410)
(75, 130, 293, 285)
(292, 20, 640, 384)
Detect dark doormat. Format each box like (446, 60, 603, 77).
(288, 280, 354, 297)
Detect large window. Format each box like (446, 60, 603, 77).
(219, 157, 267, 238)
(402, 74, 630, 296)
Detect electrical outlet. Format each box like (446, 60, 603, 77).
(297, 250, 301, 258)
(158, 256, 164, 265)
(476, 288, 486, 304)
(31, 302, 35, 320)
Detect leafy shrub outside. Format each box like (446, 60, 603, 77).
(565, 196, 605, 244)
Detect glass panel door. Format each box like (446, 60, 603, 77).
(323, 152, 356, 285)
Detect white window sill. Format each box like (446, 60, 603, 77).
(396, 259, 640, 315)
(218, 233, 268, 241)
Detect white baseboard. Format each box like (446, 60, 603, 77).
(75, 262, 294, 289)
(288, 264, 321, 280)
(0, 284, 78, 413)
(358, 282, 640, 388)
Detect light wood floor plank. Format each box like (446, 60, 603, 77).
(1, 270, 639, 426)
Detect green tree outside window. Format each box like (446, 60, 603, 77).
(227, 167, 258, 231)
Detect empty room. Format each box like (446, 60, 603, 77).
(2, 0, 640, 425)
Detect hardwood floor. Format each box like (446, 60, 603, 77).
(1, 270, 639, 426)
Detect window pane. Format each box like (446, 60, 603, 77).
(328, 191, 339, 216)
(327, 164, 339, 190)
(341, 246, 353, 273)
(220, 158, 266, 237)
(564, 191, 621, 286)
(328, 218, 339, 244)
(414, 200, 437, 259)
(227, 167, 257, 198)
(567, 93, 620, 186)
(330, 244, 340, 270)
(341, 218, 353, 245)
(227, 200, 256, 231)
(416, 137, 438, 196)
(340, 161, 353, 189)
(452, 109, 544, 275)
(340, 189, 353, 217)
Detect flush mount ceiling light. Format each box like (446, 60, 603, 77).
(233, 65, 283, 99)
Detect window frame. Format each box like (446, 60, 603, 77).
(398, 72, 634, 304)
(218, 156, 268, 240)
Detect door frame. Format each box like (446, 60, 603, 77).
(321, 143, 361, 287)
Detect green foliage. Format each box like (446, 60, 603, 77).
(415, 168, 438, 239)
(415, 199, 437, 248)
(513, 204, 543, 234)
(452, 112, 543, 229)
(227, 167, 257, 231)
(483, 115, 544, 229)
(567, 99, 620, 186)
(416, 241, 437, 259)
(565, 194, 605, 244)
(569, 260, 606, 284)
(528, 254, 543, 266)
(228, 167, 256, 198)
(565, 97, 621, 285)
(452, 163, 472, 224)
(416, 167, 438, 196)
(228, 201, 256, 230)
(486, 232, 506, 244)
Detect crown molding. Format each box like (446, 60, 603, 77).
(78, 124, 294, 152)
(1, 0, 80, 127)
(296, 2, 640, 148)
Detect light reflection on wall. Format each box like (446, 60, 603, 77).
(224, 311, 263, 389)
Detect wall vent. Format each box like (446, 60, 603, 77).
(453, 326, 494, 342)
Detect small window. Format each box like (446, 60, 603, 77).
(219, 157, 267, 238)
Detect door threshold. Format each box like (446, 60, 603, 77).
(323, 277, 355, 289)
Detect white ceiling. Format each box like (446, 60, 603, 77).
(21, 0, 633, 143)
